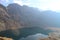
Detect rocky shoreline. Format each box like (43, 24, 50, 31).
(0, 37, 13, 40)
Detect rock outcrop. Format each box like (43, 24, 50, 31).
(0, 37, 13, 40)
(40, 32, 60, 40)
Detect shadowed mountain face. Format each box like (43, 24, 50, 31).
(7, 3, 60, 28)
(7, 3, 42, 27)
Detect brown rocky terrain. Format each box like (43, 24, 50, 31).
(0, 37, 13, 40)
(40, 32, 60, 40)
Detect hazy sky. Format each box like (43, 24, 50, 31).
(0, 0, 60, 11)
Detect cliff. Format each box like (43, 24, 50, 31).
(0, 4, 21, 38)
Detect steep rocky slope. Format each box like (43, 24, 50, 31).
(7, 3, 60, 28)
(7, 3, 42, 27)
(0, 4, 21, 37)
(0, 4, 9, 31)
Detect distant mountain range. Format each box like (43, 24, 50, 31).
(7, 3, 60, 28)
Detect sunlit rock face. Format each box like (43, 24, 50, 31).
(0, 4, 9, 31)
(0, 4, 21, 36)
(48, 32, 60, 40)
(40, 32, 60, 40)
(0, 37, 13, 40)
